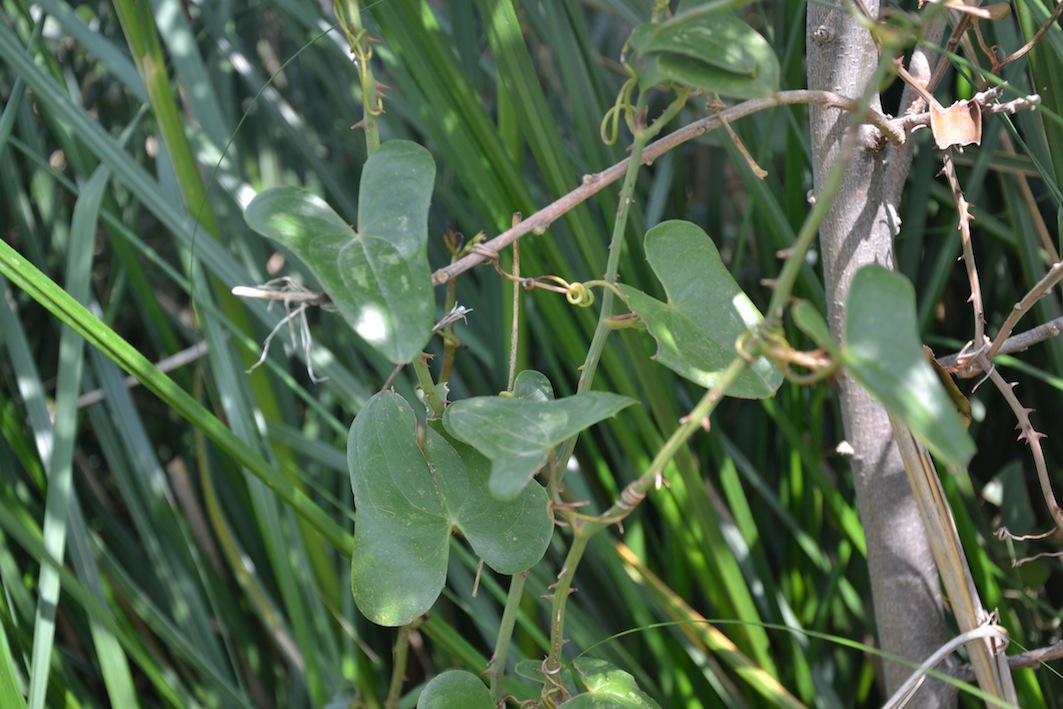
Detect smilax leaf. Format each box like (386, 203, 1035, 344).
(627, 0, 779, 98)
(417, 671, 493, 709)
(348, 391, 551, 626)
(245, 140, 435, 364)
(443, 371, 635, 501)
(564, 659, 661, 709)
(842, 265, 975, 468)
(620, 221, 782, 399)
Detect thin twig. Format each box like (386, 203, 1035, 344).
(928, 11, 973, 100)
(985, 261, 1063, 362)
(994, 0, 1063, 73)
(951, 640, 1063, 682)
(936, 315, 1063, 375)
(889, 88, 1038, 135)
(430, 90, 902, 286)
(995, 526, 1058, 543)
(973, 350, 1063, 533)
(1010, 548, 1063, 566)
(942, 151, 986, 359)
(432, 87, 1036, 287)
(75, 341, 210, 407)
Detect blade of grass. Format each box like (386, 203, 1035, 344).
(0, 236, 351, 552)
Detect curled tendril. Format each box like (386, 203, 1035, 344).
(601, 76, 637, 145)
(565, 282, 594, 307)
(734, 330, 761, 363)
(487, 256, 625, 310)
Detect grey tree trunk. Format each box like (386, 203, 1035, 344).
(806, 4, 954, 706)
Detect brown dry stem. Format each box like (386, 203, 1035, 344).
(942, 150, 1063, 541)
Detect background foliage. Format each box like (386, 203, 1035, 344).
(0, 0, 1061, 706)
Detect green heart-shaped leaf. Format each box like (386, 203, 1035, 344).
(245, 140, 435, 364)
(348, 391, 552, 626)
(627, 2, 779, 98)
(417, 671, 493, 709)
(443, 371, 635, 500)
(842, 265, 975, 468)
(563, 659, 661, 708)
(620, 220, 782, 399)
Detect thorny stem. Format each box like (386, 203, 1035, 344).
(937, 314, 1063, 376)
(489, 572, 527, 705)
(553, 88, 687, 476)
(542, 356, 750, 705)
(974, 351, 1063, 532)
(943, 151, 986, 352)
(985, 261, 1063, 362)
(431, 90, 906, 287)
(385, 623, 413, 709)
(541, 532, 589, 706)
(932, 74, 1063, 544)
(334, 0, 382, 155)
(598, 356, 752, 527)
(945, 153, 1063, 536)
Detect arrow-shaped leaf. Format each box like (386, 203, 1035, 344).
(620, 220, 782, 399)
(348, 391, 552, 626)
(443, 371, 635, 500)
(417, 671, 493, 709)
(245, 140, 436, 364)
(627, 1, 779, 98)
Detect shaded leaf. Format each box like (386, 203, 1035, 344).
(443, 371, 635, 500)
(417, 671, 493, 709)
(620, 221, 782, 398)
(564, 658, 662, 708)
(627, 1, 779, 98)
(348, 392, 552, 626)
(443, 437, 552, 575)
(245, 140, 436, 363)
(512, 369, 553, 401)
(842, 265, 975, 468)
(791, 300, 838, 355)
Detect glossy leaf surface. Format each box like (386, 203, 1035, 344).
(564, 659, 662, 708)
(443, 371, 635, 500)
(843, 265, 975, 468)
(417, 671, 493, 709)
(620, 221, 782, 399)
(627, 1, 779, 98)
(348, 391, 552, 626)
(245, 140, 435, 363)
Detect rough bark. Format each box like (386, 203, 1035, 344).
(806, 5, 954, 705)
